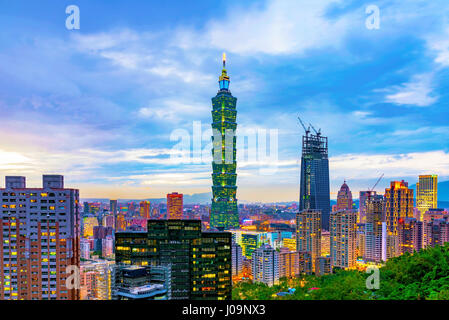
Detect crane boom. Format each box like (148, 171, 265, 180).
(370, 173, 384, 191)
(297, 117, 310, 134)
(309, 123, 321, 136)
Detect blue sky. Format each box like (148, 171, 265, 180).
(0, 0, 448, 201)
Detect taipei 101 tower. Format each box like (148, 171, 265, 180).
(210, 53, 239, 230)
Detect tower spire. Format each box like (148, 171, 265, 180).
(219, 53, 230, 91)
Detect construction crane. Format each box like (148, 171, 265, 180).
(369, 173, 384, 192)
(309, 122, 321, 136)
(297, 117, 310, 135)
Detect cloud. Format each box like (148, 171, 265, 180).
(330, 150, 449, 179)
(382, 73, 438, 107)
(426, 27, 449, 67)
(175, 0, 357, 56)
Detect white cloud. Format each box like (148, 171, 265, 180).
(427, 27, 449, 67)
(175, 0, 356, 55)
(330, 150, 449, 179)
(383, 73, 438, 107)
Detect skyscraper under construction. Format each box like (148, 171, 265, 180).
(298, 120, 331, 231)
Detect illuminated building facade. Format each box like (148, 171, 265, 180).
(336, 181, 353, 211)
(299, 129, 330, 231)
(424, 218, 449, 248)
(384, 181, 413, 258)
(398, 218, 423, 254)
(252, 244, 279, 286)
(359, 190, 377, 224)
(0, 175, 80, 300)
(416, 175, 438, 221)
(228, 230, 268, 259)
(365, 195, 386, 262)
(321, 230, 330, 257)
(316, 256, 332, 276)
(279, 247, 300, 278)
(356, 224, 365, 258)
(385, 180, 414, 235)
(282, 237, 297, 252)
(330, 209, 357, 269)
(296, 209, 321, 273)
(80, 260, 114, 300)
(83, 216, 99, 238)
(139, 201, 151, 219)
(210, 54, 239, 230)
(167, 193, 183, 219)
(115, 220, 232, 300)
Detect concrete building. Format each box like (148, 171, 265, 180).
(167, 193, 183, 219)
(330, 209, 357, 269)
(279, 247, 300, 279)
(252, 244, 279, 286)
(365, 195, 386, 262)
(296, 209, 321, 273)
(398, 218, 423, 254)
(0, 175, 80, 300)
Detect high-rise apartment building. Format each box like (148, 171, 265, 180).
(252, 244, 279, 286)
(315, 256, 332, 276)
(279, 247, 300, 278)
(296, 209, 321, 273)
(299, 126, 330, 231)
(330, 209, 357, 269)
(424, 218, 449, 248)
(364, 195, 386, 262)
(167, 193, 183, 219)
(139, 201, 151, 219)
(0, 175, 80, 300)
(398, 217, 423, 254)
(80, 260, 114, 300)
(210, 54, 239, 230)
(384, 181, 413, 258)
(416, 175, 438, 221)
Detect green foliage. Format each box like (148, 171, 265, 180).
(232, 244, 449, 300)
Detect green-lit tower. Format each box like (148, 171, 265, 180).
(210, 53, 239, 230)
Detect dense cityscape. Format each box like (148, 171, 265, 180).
(0, 55, 447, 301)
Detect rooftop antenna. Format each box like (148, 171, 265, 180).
(297, 117, 310, 135)
(309, 123, 321, 136)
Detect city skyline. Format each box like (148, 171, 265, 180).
(1, 0, 449, 203)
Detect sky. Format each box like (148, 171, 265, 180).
(0, 0, 448, 202)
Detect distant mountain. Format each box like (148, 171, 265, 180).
(81, 192, 213, 205)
